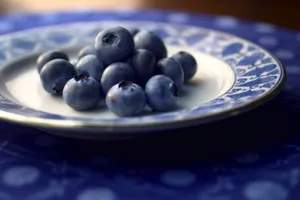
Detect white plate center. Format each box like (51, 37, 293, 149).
(0, 45, 235, 118)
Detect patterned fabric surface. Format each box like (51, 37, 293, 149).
(0, 9, 298, 200)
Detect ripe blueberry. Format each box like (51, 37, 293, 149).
(40, 59, 75, 95)
(134, 30, 167, 61)
(95, 26, 134, 66)
(101, 62, 135, 94)
(156, 57, 184, 91)
(172, 51, 197, 82)
(75, 55, 105, 83)
(77, 45, 96, 60)
(145, 75, 178, 111)
(127, 28, 139, 36)
(63, 75, 103, 111)
(106, 81, 146, 117)
(37, 50, 69, 73)
(128, 49, 155, 87)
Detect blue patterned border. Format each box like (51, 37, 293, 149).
(0, 13, 285, 128)
(0, 10, 297, 200)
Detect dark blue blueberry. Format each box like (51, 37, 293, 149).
(37, 50, 69, 73)
(75, 55, 105, 83)
(172, 51, 197, 82)
(156, 57, 184, 91)
(77, 45, 96, 60)
(134, 30, 167, 61)
(63, 75, 103, 111)
(95, 26, 134, 66)
(127, 28, 139, 36)
(145, 75, 178, 111)
(106, 81, 146, 117)
(128, 49, 156, 87)
(101, 62, 135, 94)
(40, 59, 75, 95)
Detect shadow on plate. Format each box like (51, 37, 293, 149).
(179, 78, 205, 97)
(0, 85, 298, 176)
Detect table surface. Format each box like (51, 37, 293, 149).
(1, 0, 300, 30)
(0, 10, 299, 200)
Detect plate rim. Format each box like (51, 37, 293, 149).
(0, 17, 286, 132)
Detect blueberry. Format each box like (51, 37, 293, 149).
(127, 28, 139, 36)
(37, 50, 69, 73)
(106, 81, 146, 117)
(145, 75, 178, 111)
(63, 75, 103, 111)
(172, 51, 197, 82)
(156, 57, 184, 91)
(78, 45, 96, 60)
(128, 49, 156, 87)
(95, 26, 134, 66)
(101, 62, 135, 94)
(40, 59, 75, 95)
(134, 30, 167, 61)
(75, 55, 105, 83)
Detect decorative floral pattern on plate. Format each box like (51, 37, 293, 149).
(0, 10, 297, 200)
(0, 20, 285, 130)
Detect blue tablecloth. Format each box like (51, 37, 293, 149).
(0, 10, 299, 200)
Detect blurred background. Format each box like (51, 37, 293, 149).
(0, 0, 298, 29)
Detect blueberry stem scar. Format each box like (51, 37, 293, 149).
(52, 83, 62, 94)
(103, 34, 119, 46)
(74, 74, 89, 81)
(169, 83, 179, 97)
(52, 86, 61, 94)
(118, 80, 132, 88)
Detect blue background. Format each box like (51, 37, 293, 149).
(0, 10, 299, 200)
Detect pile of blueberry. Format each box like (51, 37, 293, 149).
(37, 26, 197, 117)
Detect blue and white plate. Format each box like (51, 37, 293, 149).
(0, 19, 286, 139)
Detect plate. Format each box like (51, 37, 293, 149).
(0, 20, 286, 139)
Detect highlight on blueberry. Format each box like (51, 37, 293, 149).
(106, 81, 146, 117)
(75, 55, 105, 83)
(127, 28, 139, 36)
(77, 45, 96, 60)
(37, 25, 199, 117)
(37, 50, 69, 73)
(63, 75, 103, 111)
(134, 30, 167, 61)
(101, 62, 136, 94)
(156, 57, 184, 91)
(145, 75, 179, 111)
(40, 59, 75, 95)
(128, 49, 156, 87)
(95, 26, 135, 66)
(172, 51, 197, 82)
